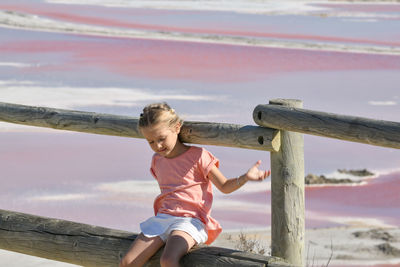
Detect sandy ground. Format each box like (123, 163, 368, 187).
(213, 226, 400, 266)
(1, 226, 399, 266)
(0, 250, 80, 267)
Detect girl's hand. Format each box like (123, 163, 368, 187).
(245, 160, 271, 181)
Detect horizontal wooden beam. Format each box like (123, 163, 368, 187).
(0, 209, 292, 267)
(0, 102, 280, 151)
(253, 102, 400, 149)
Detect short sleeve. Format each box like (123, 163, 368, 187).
(200, 148, 219, 178)
(150, 154, 157, 179)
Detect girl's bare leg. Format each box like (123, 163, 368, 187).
(160, 230, 197, 267)
(120, 233, 165, 267)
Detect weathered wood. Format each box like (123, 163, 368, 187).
(180, 121, 280, 151)
(253, 103, 400, 149)
(0, 209, 292, 267)
(267, 99, 305, 267)
(0, 102, 280, 152)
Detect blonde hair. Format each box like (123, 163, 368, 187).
(138, 102, 183, 129)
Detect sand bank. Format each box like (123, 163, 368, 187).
(213, 226, 400, 266)
(1, 6, 400, 55)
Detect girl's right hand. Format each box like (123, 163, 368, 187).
(245, 160, 271, 182)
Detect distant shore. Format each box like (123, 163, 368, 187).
(1, 6, 400, 55)
(305, 168, 375, 185)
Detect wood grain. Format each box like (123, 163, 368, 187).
(268, 99, 305, 267)
(0, 102, 280, 151)
(253, 102, 400, 149)
(0, 209, 292, 267)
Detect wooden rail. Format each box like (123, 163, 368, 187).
(0, 102, 280, 152)
(0, 209, 292, 267)
(253, 102, 400, 149)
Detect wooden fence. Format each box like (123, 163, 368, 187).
(1, 99, 399, 267)
(0, 209, 289, 267)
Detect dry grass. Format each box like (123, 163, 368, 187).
(306, 240, 333, 267)
(231, 232, 333, 266)
(230, 232, 268, 255)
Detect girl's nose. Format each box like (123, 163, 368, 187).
(156, 142, 163, 149)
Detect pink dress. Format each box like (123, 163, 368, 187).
(150, 146, 222, 244)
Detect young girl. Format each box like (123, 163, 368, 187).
(120, 103, 270, 267)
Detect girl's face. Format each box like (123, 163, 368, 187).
(141, 122, 181, 158)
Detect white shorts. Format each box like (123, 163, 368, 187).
(140, 213, 208, 244)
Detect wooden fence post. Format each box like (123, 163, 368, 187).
(266, 99, 305, 266)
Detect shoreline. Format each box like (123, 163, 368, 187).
(1, 2, 400, 56)
(1, 19, 399, 56)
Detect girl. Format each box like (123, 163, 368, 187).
(120, 103, 270, 267)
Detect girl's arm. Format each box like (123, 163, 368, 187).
(208, 160, 270, 194)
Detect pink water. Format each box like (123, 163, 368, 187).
(0, 0, 399, 252)
(1, 133, 399, 232)
(2, 1, 400, 46)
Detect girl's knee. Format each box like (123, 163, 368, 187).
(119, 256, 133, 267)
(160, 253, 180, 267)
(120, 255, 140, 267)
(119, 258, 128, 267)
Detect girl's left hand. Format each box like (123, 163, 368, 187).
(245, 160, 271, 181)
